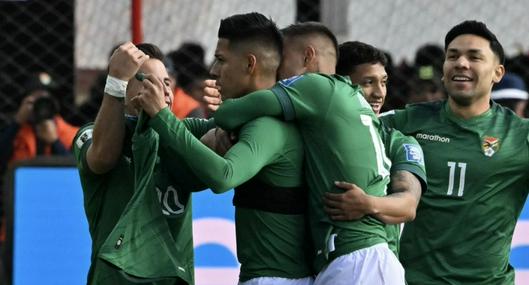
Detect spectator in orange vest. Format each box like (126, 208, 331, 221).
(0, 73, 79, 242)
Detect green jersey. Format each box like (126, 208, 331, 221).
(381, 101, 529, 284)
(149, 108, 312, 281)
(381, 124, 427, 256)
(73, 118, 196, 285)
(214, 73, 391, 271)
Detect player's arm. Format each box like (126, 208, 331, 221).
(324, 171, 422, 223)
(325, 128, 426, 223)
(373, 170, 422, 223)
(182, 117, 216, 138)
(214, 73, 329, 130)
(135, 74, 285, 193)
(85, 42, 148, 174)
(213, 89, 283, 130)
(371, 130, 426, 223)
(160, 118, 215, 192)
(152, 110, 284, 193)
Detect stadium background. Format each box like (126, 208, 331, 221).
(0, 0, 528, 284)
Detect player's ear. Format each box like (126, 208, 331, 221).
(304, 45, 316, 67)
(246, 53, 257, 74)
(492, 64, 505, 84)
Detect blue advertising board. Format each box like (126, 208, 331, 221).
(6, 163, 528, 284)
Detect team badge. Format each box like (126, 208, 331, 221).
(279, 75, 303, 86)
(482, 136, 500, 157)
(403, 144, 424, 165)
(75, 129, 93, 149)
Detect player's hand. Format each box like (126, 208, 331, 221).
(214, 128, 235, 156)
(200, 128, 217, 150)
(201, 79, 222, 112)
(200, 128, 235, 156)
(35, 119, 59, 144)
(324, 181, 374, 221)
(132, 73, 170, 117)
(15, 94, 37, 124)
(108, 42, 149, 81)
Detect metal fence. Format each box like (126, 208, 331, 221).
(2, 0, 529, 128)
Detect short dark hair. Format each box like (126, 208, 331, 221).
(136, 43, 165, 62)
(336, 41, 387, 76)
(281, 21, 338, 59)
(444, 20, 505, 64)
(218, 12, 282, 58)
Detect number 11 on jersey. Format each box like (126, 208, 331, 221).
(447, 161, 467, 197)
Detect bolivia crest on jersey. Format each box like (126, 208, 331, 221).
(482, 136, 500, 157)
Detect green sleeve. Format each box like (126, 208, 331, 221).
(151, 107, 286, 193)
(166, 117, 215, 191)
(384, 127, 427, 192)
(270, 73, 336, 120)
(182, 117, 215, 138)
(214, 73, 336, 130)
(213, 89, 283, 130)
(72, 124, 95, 175)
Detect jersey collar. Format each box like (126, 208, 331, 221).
(442, 100, 496, 127)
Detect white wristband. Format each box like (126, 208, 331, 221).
(104, 75, 128, 98)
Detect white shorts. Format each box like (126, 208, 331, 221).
(314, 243, 405, 285)
(239, 276, 314, 285)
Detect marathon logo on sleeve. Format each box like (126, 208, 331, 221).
(75, 129, 93, 149)
(403, 144, 424, 165)
(279, 75, 303, 86)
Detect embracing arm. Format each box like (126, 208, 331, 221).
(150, 108, 282, 193)
(160, 117, 216, 192)
(135, 73, 285, 193)
(213, 90, 283, 130)
(324, 170, 422, 224)
(371, 170, 422, 223)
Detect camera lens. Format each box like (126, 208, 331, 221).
(33, 96, 57, 123)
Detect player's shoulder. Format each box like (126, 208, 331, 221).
(404, 100, 444, 115)
(277, 73, 347, 86)
(381, 122, 418, 144)
(381, 100, 443, 120)
(493, 102, 528, 124)
(277, 74, 307, 88)
(492, 102, 529, 135)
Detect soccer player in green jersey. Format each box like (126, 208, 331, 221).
(276, 24, 425, 230)
(325, 41, 426, 256)
(208, 24, 410, 285)
(202, 22, 426, 284)
(73, 43, 195, 285)
(381, 20, 529, 284)
(134, 13, 313, 285)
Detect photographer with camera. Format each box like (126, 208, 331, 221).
(0, 72, 79, 250)
(0, 72, 78, 166)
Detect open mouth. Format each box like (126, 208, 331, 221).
(369, 102, 382, 110)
